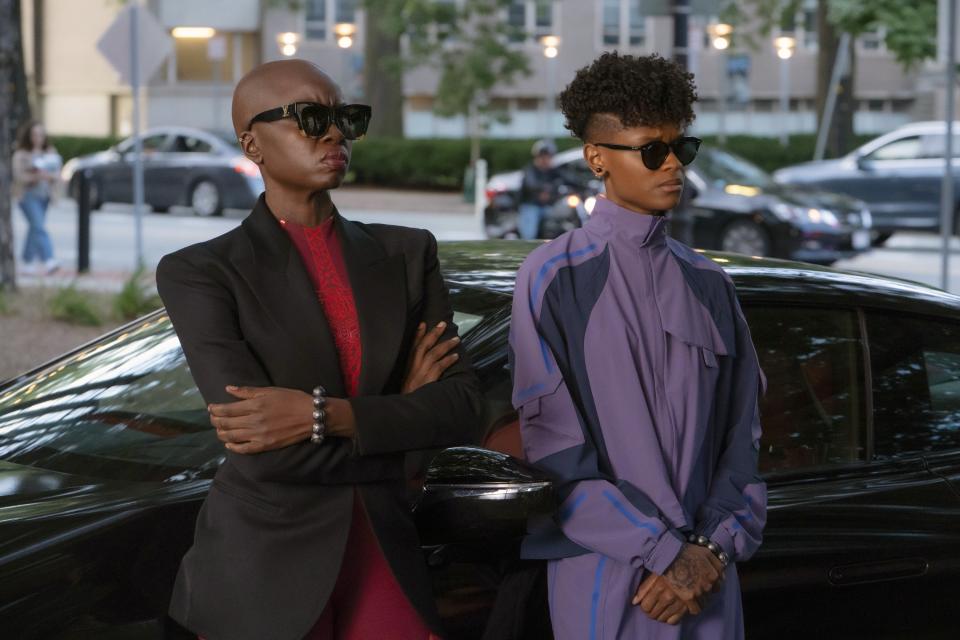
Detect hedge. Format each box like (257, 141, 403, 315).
(51, 135, 122, 163)
(47, 132, 874, 190)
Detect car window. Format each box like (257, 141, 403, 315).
(744, 307, 867, 473)
(558, 158, 595, 186)
(117, 134, 168, 154)
(692, 149, 775, 189)
(867, 312, 960, 457)
(173, 135, 213, 153)
(0, 315, 216, 483)
(917, 134, 960, 159)
(865, 136, 922, 161)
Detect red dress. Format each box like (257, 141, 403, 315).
(282, 217, 435, 640)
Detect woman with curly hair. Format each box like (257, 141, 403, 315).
(508, 52, 767, 639)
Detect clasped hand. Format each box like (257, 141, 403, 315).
(632, 543, 726, 626)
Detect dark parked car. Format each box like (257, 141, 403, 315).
(774, 121, 960, 244)
(61, 127, 264, 217)
(1, 244, 958, 639)
(486, 147, 873, 264)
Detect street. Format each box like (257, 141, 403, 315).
(11, 197, 960, 296)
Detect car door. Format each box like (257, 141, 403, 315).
(847, 135, 937, 232)
(738, 305, 956, 639)
(99, 133, 170, 205)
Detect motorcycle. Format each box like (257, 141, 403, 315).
(485, 182, 600, 240)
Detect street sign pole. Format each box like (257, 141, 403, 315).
(130, 2, 144, 269)
(941, 0, 957, 291)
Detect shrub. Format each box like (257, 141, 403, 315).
(50, 285, 102, 326)
(113, 268, 162, 320)
(50, 135, 122, 164)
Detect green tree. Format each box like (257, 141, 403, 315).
(402, 0, 532, 163)
(722, 0, 937, 157)
(0, 0, 32, 292)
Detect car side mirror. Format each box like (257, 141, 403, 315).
(856, 155, 873, 172)
(415, 447, 555, 549)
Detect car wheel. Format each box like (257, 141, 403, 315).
(153, 206, 171, 214)
(873, 232, 893, 246)
(720, 220, 771, 256)
(190, 179, 223, 217)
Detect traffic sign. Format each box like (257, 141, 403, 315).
(97, 4, 172, 85)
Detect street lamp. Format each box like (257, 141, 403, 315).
(335, 22, 356, 49)
(540, 35, 560, 135)
(707, 23, 733, 144)
(775, 35, 796, 146)
(277, 32, 299, 57)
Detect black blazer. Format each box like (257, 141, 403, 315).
(156, 195, 483, 640)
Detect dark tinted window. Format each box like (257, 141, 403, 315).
(744, 307, 867, 473)
(0, 315, 216, 482)
(867, 312, 960, 456)
(173, 135, 213, 153)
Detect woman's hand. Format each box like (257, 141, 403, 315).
(209, 386, 357, 453)
(401, 321, 461, 394)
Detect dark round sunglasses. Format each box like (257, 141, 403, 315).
(593, 136, 702, 171)
(247, 102, 372, 140)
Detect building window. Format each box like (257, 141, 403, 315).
(601, 0, 644, 48)
(305, 0, 327, 40)
(801, 0, 817, 49)
(306, 0, 358, 42)
(860, 26, 885, 51)
(627, 0, 645, 46)
(602, 0, 620, 45)
(506, 1, 555, 43)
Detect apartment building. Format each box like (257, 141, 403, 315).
(18, 0, 943, 139)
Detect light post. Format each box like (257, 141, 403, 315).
(277, 31, 299, 57)
(540, 35, 560, 136)
(707, 23, 732, 145)
(775, 35, 796, 147)
(335, 23, 356, 99)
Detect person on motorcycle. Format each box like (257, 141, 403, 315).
(517, 139, 562, 240)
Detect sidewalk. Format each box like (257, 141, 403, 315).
(10, 188, 482, 292)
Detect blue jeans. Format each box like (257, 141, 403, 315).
(19, 193, 54, 263)
(518, 203, 549, 240)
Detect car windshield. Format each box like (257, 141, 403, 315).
(0, 284, 505, 483)
(694, 149, 776, 189)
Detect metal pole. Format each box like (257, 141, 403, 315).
(474, 158, 487, 239)
(672, 0, 690, 70)
(78, 169, 91, 273)
(717, 50, 727, 145)
(814, 32, 850, 161)
(130, 2, 144, 269)
(780, 56, 790, 147)
(941, 0, 957, 291)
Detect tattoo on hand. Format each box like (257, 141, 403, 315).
(666, 553, 696, 590)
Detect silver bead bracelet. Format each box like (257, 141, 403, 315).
(687, 533, 730, 567)
(310, 385, 327, 445)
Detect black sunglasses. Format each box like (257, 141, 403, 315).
(593, 136, 702, 171)
(247, 102, 372, 140)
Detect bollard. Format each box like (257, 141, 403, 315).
(77, 169, 92, 274)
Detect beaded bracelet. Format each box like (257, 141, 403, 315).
(687, 533, 730, 567)
(310, 385, 327, 445)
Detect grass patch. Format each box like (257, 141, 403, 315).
(0, 289, 9, 315)
(50, 285, 103, 326)
(113, 268, 162, 320)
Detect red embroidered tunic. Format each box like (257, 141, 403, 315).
(281, 216, 362, 397)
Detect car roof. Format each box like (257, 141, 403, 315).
(438, 240, 960, 317)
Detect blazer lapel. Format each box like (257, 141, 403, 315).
(235, 197, 346, 396)
(337, 216, 408, 396)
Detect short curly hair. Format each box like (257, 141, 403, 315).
(559, 52, 698, 141)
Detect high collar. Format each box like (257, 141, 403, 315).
(586, 195, 668, 248)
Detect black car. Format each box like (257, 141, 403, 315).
(61, 127, 265, 217)
(774, 121, 960, 245)
(486, 147, 872, 265)
(1, 244, 958, 639)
